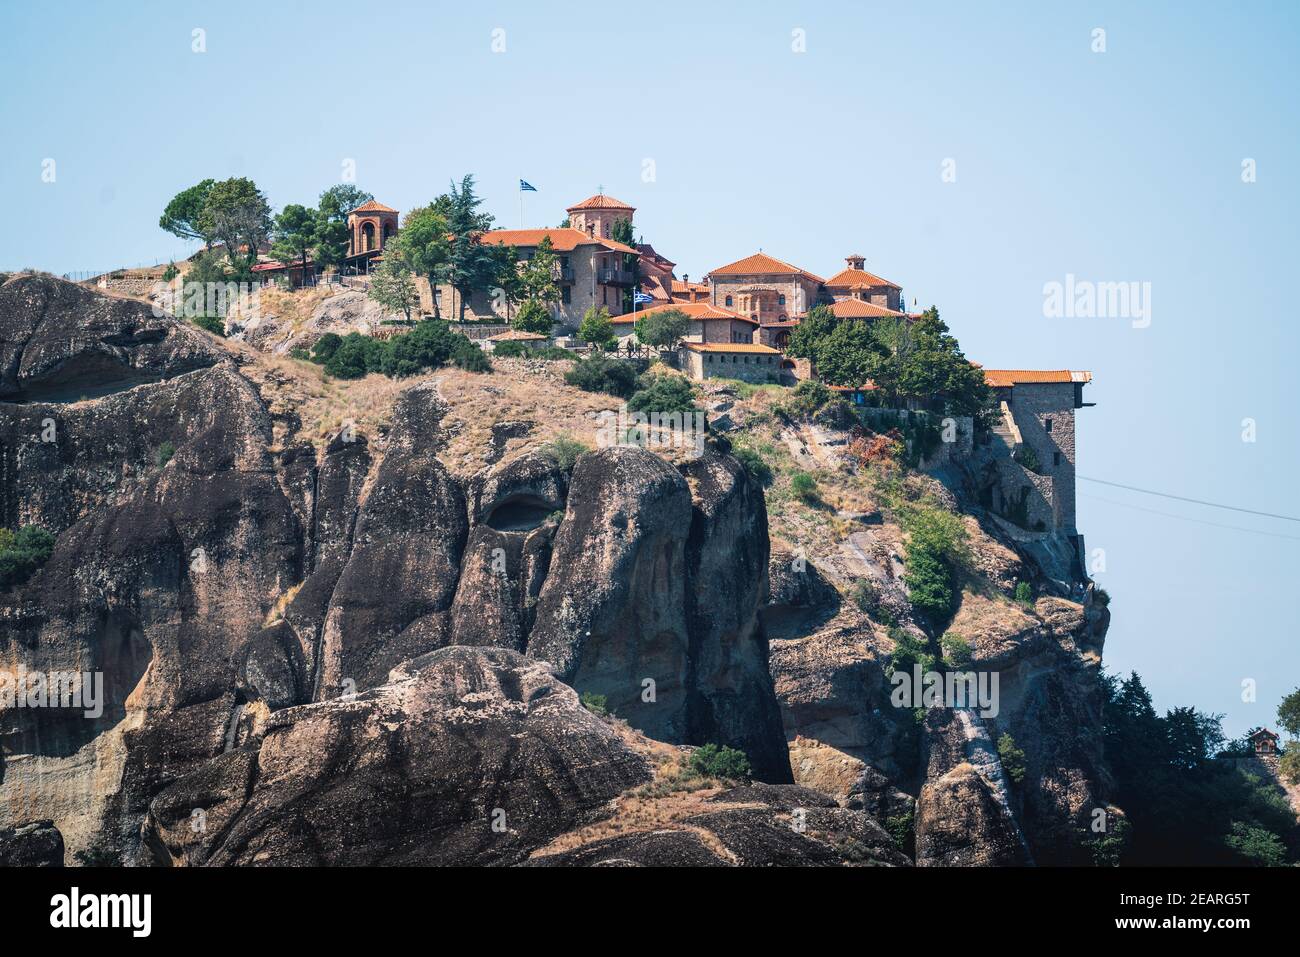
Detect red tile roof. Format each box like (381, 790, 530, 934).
(611, 301, 759, 325)
(682, 341, 780, 355)
(982, 369, 1092, 388)
(707, 252, 824, 283)
(824, 267, 899, 289)
(566, 194, 635, 212)
(349, 200, 399, 214)
(480, 227, 637, 255)
(828, 299, 907, 319)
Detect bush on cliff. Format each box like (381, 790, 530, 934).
(687, 744, 752, 781)
(626, 373, 697, 417)
(900, 507, 969, 629)
(563, 354, 638, 398)
(0, 525, 56, 588)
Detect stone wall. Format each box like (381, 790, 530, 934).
(710, 274, 820, 321)
(1006, 382, 1079, 532)
(682, 348, 782, 383)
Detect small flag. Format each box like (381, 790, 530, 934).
(633, 291, 654, 305)
(519, 180, 538, 192)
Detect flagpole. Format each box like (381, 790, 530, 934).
(519, 180, 523, 228)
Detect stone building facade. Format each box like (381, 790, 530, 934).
(347, 200, 399, 258)
(611, 301, 758, 346)
(706, 253, 824, 326)
(984, 369, 1093, 535)
(566, 193, 634, 240)
(823, 255, 902, 310)
(678, 341, 783, 383)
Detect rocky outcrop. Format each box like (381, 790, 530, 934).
(141, 647, 652, 866)
(528, 783, 908, 867)
(0, 819, 64, 866)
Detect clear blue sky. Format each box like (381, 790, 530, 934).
(3, 1, 1297, 738)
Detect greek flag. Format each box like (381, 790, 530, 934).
(519, 180, 538, 192)
(633, 291, 654, 305)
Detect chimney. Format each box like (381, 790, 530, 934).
(846, 254, 866, 271)
(683, 273, 689, 284)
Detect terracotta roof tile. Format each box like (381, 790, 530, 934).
(828, 299, 907, 319)
(480, 227, 637, 255)
(349, 200, 399, 214)
(824, 267, 899, 289)
(566, 193, 635, 211)
(982, 369, 1092, 388)
(682, 341, 781, 354)
(707, 252, 824, 283)
(611, 301, 758, 325)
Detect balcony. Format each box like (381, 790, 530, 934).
(598, 267, 635, 286)
(553, 264, 575, 283)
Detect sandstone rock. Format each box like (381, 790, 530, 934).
(141, 647, 652, 866)
(0, 819, 64, 866)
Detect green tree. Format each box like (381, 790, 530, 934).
(898, 308, 994, 420)
(271, 204, 320, 284)
(997, 733, 1027, 785)
(865, 315, 916, 403)
(564, 354, 638, 398)
(1277, 686, 1300, 738)
(0, 525, 56, 588)
(512, 299, 554, 335)
(443, 174, 514, 320)
(518, 235, 560, 307)
(816, 319, 877, 387)
(577, 305, 616, 349)
(627, 373, 697, 417)
(634, 307, 691, 350)
(394, 205, 451, 318)
(318, 184, 374, 220)
(159, 179, 216, 246)
(367, 247, 419, 322)
(315, 185, 373, 271)
(204, 177, 272, 275)
(687, 744, 751, 780)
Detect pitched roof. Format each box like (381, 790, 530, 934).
(611, 301, 759, 326)
(982, 369, 1092, 388)
(566, 193, 635, 212)
(670, 279, 710, 295)
(828, 299, 908, 319)
(480, 227, 637, 255)
(488, 329, 549, 341)
(707, 252, 824, 283)
(682, 341, 781, 355)
(824, 267, 900, 289)
(349, 200, 399, 214)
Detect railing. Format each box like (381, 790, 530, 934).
(554, 265, 575, 282)
(598, 268, 635, 286)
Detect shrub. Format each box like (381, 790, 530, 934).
(540, 434, 589, 472)
(310, 333, 343, 363)
(191, 314, 224, 336)
(563, 354, 638, 398)
(886, 626, 936, 677)
(1094, 587, 1111, 606)
(940, 632, 973, 668)
(850, 579, 880, 614)
(900, 508, 969, 628)
(883, 810, 915, 852)
(1013, 581, 1034, 605)
(161, 262, 179, 282)
(786, 379, 831, 417)
(492, 339, 531, 358)
(789, 471, 818, 503)
(1224, 820, 1287, 867)
(579, 691, 609, 717)
(730, 444, 773, 487)
(1014, 445, 1043, 473)
(627, 373, 697, 417)
(450, 335, 491, 373)
(325, 333, 386, 379)
(687, 743, 752, 780)
(997, 733, 1027, 785)
(288, 347, 311, 361)
(0, 525, 56, 588)
(156, 441, 176, 467)
(1279, 747, 1300, 785)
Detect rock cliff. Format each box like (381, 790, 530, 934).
(0, 275, 1112, 866)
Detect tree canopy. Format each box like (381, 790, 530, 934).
(204, 177, 272, 274)
(577, 305, 616, 349)
(159, 179, 216, 246)
(634, 307, 690, 350)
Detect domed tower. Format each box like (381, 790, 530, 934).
(347, 200, 399, 256)
(566, 193, 634, 240)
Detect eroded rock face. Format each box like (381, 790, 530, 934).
(141, 647, 653, 866)
(0, 819, 64, 866)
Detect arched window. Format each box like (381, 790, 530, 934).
(361, 221, 376, 252)
(725, 295, 733, 307)
(778, 294, 786, 306)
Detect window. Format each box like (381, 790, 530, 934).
(1045, 417, 1053, 433)
(778, 294, 786, 306)
(725, 295, 733, 307)
(603, 223, 610, 237)
(1054, 452, 1061, 467)
(434, 289, 442, 308)
(561, 287, 571, 304)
